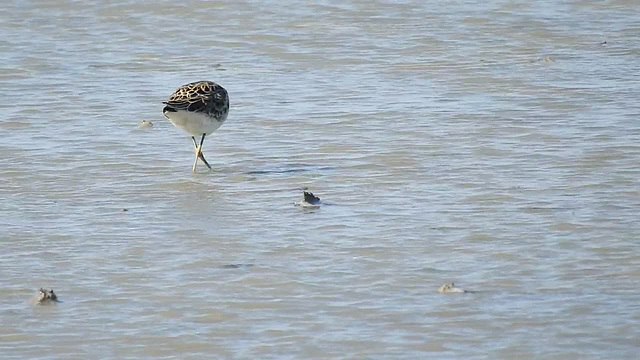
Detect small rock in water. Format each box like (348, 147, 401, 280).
(33, 288, 59, 304)
(438, 282, 467, 294)
(138, 120, 153, 129)
(295, 191, 321, 208)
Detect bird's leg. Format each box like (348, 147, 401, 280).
(197, 134, 212, 170)
(191, 134, 212, 172)
(191, 136, 199, 172)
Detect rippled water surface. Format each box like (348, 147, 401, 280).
(2, 1, 639, 359)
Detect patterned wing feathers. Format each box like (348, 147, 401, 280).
(164, 81, 215, 113)
(163, 81, 229, 119)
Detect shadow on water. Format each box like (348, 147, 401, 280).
(246, 164, 336, 176)
(221, 264, 254, 269)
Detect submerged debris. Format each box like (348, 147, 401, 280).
(34, 288, 59, 304)
(530, 56, 553, 64)
(437, 282, 467, 294)
(303, 191, 320, 205)
(138, 120, 153, 129)
(295, 191, 321, 208)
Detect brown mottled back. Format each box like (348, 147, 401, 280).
(163, 81, 229, 120)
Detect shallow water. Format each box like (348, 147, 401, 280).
(1, 0, 639, 359)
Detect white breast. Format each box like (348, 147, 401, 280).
(165, 110, 227, 136)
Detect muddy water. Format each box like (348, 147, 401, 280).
(1, 1, 639, 359)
